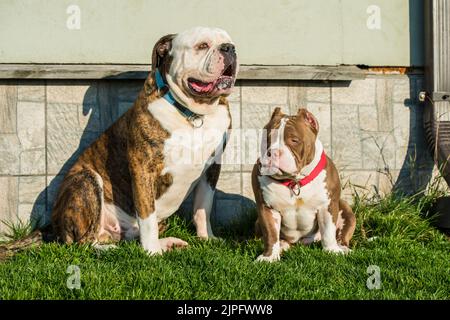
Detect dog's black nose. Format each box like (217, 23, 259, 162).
(220, 43, 235, 53)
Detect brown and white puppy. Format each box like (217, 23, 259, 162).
(252, 108, 356, 262)
(51, 27, 238, 254)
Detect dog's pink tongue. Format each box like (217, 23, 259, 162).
(191, 81, 214, 93)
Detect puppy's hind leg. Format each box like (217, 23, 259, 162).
(336, 199, 356, 247)
(317, 206, 349, 254)
(51, 168, 105, 244)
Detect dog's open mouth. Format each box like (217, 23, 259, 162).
(187, 65, 235, 95)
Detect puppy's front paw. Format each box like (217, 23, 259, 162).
(159, 237, 189, 252)
(339, 245, 352, 254)
(324, 244, 351, 255)
(256, 253, 281, 263)
(197, 234, 212, 240)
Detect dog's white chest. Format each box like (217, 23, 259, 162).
(259, 170, 330, 238)
(148, 99, 229, 220)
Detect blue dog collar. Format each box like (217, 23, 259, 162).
(155, 69, 203, 128)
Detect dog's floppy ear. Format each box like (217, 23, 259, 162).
(297, 108, 319, 133)
(151, 34, 176, 70)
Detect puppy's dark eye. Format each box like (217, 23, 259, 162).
(290, 137, 300, 144)
(197, 42, 209, 50)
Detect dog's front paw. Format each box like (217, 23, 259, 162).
(324, 244, 351, 255)
(93, 243, 118, 252)
(142, 241, 163, 256)
(339, 245, 352, 254)
(256, 253, 281, 263)
(197, 232, 221, 241)
(159, 237, 189, 252)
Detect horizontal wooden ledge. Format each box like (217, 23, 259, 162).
(0, 64, 368, 81)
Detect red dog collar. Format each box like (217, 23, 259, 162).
(277, 151, 327, 192)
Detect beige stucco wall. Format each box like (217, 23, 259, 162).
(0, 0, 422, 66)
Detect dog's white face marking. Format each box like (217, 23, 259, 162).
(166, 27, 238, 115)
(260, 117, 298, 176)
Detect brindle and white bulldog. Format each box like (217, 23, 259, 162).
(252, 108, 356, 262)
(51, 27, 238, 254)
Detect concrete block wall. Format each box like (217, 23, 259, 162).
(0, 74, 436, 235)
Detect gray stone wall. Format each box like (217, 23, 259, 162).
(0, 74, 436, 235)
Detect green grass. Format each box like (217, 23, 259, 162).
(0, 193, 449, 300)
(0, 218, 31, 242)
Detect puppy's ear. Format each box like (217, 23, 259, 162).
(270, 107, 283, 121)
(151, 34, 176, 70)
(264, 107, 284, 131)
(297, 108, 319, 133)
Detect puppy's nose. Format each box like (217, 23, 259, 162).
(220, 43, 235, 53)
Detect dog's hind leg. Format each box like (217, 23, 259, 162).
(51, 168, 106, 244)
(336, 199, 356, 247)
